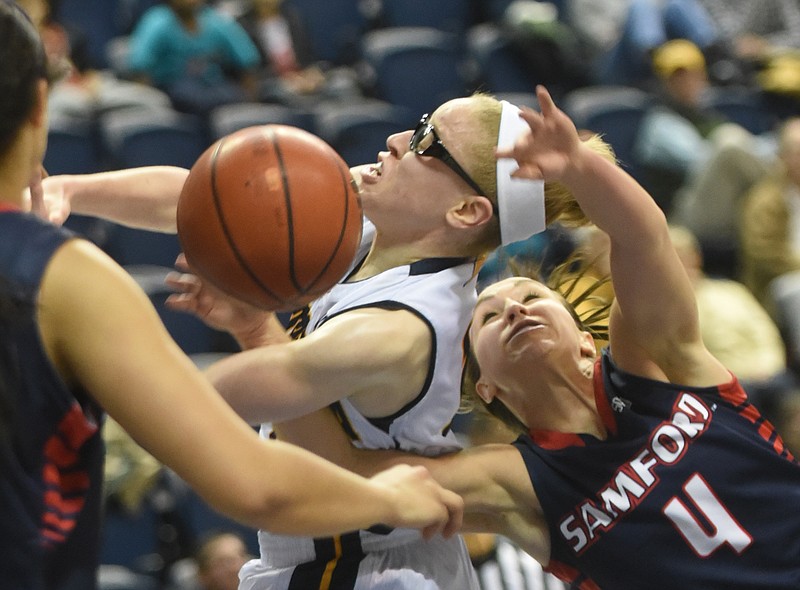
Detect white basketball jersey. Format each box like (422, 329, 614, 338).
(248, 219, 481, 587)
(307, 252, 477, 456)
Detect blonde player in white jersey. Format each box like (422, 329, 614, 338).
(38, 95, 611, 588)
(174, 99, 554, 590)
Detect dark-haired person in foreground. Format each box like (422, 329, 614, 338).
(0, 3, 463, 588)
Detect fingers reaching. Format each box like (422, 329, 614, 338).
(535, 84, 556, 117)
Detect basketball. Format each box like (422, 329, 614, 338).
(176, 125, 363, 311)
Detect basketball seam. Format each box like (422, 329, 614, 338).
(269, 127, 302, 293)
(210, 137, 284, 306)
(302, 152, 353, 294)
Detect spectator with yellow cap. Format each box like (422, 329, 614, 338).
(634, 39, 775, 272)
(564, 0, 718, 87)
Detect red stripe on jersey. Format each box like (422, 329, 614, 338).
(529, 429, 586, 450)
(38, 402, 96, 548)
(717, 374, 746, 405)
(44, 436, 77, 468)
(720, 383, 797, 463)
(54, 402, 98, 450)
(52, 470, 91, 493)
(593, 356, 619, 436)
(41, 464, 90, 494)
(42, 510, 77, 532)
(41, 527, 67, 544)
(545, 559, 602, 589)
(44, 490, 87, 514)
(739, 403, 760, 424)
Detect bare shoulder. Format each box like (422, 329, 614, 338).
(311, 307, 432, 414)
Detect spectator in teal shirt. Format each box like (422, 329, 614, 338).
(127, 0, 260, 115)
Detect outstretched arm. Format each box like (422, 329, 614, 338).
(39, 238, 462, 538)
(202, 306, 433, 424)
(37, 166, 189, 231)
(275, 408, 548, 562)
(38, 164, 371, 231)
(499, 86, 729, 384)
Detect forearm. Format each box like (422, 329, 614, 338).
(205, 345, 328, 425)
(62, 166, 189, 232)
(222, 439, 404, 535)
(562, 145, 668, 248)
(275, 411, 519, 539)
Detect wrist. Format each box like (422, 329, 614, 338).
(233, 312, 286, 350)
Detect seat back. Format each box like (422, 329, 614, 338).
(44, 116, 101, 176)
(563, 86, 652, 181)
(704, 86, 778, 135)
(316, 100, 412, 167)
(209, 102, 315, 140)
(56, 0, 125, 69)
(283, 0, 368, 65)
(379, 0, 475, 34)
(126, 265, 220, 355)
(468, 23, 538, 94)
(99, 107, 207, 268)
(361, 27, 472, 115)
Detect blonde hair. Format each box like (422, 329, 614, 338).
(463, 94, 617, 253)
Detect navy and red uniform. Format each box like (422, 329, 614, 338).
(514, 348, 800, 589)
(0, 210, 105, 590)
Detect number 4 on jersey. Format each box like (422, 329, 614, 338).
(663, 473, 752, 557)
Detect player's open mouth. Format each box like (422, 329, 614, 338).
(369, 162, 383, 177)
(507, 320, 543, 344)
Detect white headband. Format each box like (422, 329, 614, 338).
(496, 100, 546, 246)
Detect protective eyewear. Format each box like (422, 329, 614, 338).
(409, 114, 487, 197)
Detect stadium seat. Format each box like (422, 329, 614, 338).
(98, 107, 207, 268)
(97, 565, 158, 590)
(563, 85, 651, 181)
(703, 86, 778, 136)
(125, 265, 220, 355)
(283, 0, 368, 65)
(44, 115, 100, 176)
(360, 27, 474, 115)
(55, 0, 125, 69)
(468, 23, 539, 94)
(99, 505, 159, 572)
(316, 100, 413, 167)
(378, 0, 474, 34)
(44, 116, 114, 248)
(100, 106, 208, 169)
(209, 102, 315, 140)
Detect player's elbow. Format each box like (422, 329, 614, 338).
(214, 482, 301, 533)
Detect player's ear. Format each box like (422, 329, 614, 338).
(475, 379, 499, 404)
(579, 331, 596, 359)
(447, 196, 493, 230)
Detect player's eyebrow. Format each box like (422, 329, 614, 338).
(475, 279, 534, 307)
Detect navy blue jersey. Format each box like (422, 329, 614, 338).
(513, 348, 800, 589)
(0, 210, 105, 590)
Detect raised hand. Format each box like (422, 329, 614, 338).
(165, 254, 279, 348)
(370, 464, 464, 540)
(495, 85, 582, 183)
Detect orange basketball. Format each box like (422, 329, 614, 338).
(176, 125, 363, 311)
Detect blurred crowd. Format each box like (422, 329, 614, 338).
(16, 0, 800, 589)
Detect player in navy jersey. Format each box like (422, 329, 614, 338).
(307, 85, 800, 589)
(0, 3, 464, 588)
